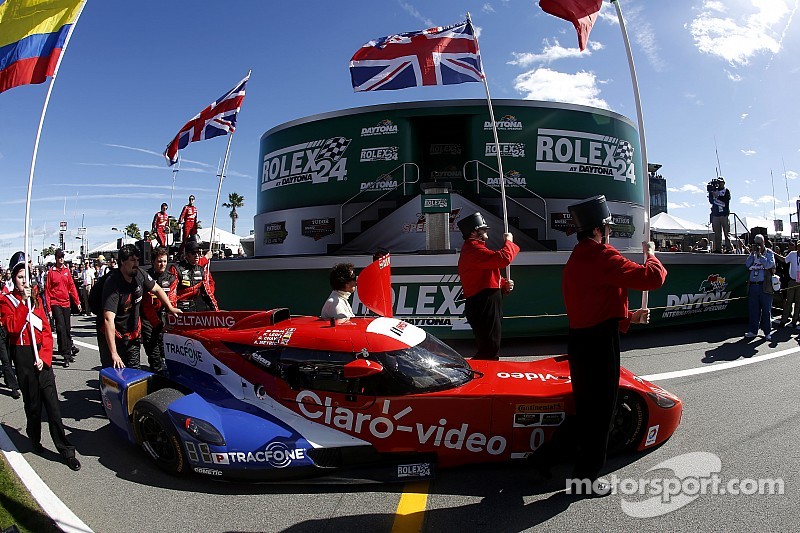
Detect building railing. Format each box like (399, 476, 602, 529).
(462, 159, 548, 240)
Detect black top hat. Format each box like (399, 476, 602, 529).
(568, 195, 612, 233)
(457, 212, 489, 238)
(8, 251, 26, 274)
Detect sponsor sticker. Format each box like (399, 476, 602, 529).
(398, 463, 432, 478)
(513, 412, 565, 427)
(429, 143, 462, 156)
(164, 338, 203, 366)
(210, 443, 306, 468)
(193, 467, 223, 476)
(263, 221, 288, 245)
(360, 146, 399, 162)
(663, 274, 731, 319)
(361, 119, 398, 136)
(645, 425, 660, 446)
(485, 142, 525, 157)
(301, 218, 336, 241)
(535, 128, 636, 183)
(516, 402, 565, 413)
(484, 115, 523, 131)
(261, 137, 350, 191)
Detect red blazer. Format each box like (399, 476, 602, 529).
(563, 239, 667, 332)
(45, 264, 80, 311)
(457, 238, 520, 298)
(0, 290, 54, 366)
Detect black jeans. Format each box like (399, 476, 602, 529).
(141, 319, 166, 373)
(51, 305, 73, 357)
(97, 320, 142, 369)
(567, 319, 621, 481)
(464, 288, 503, 360)
(13, 345, 75, 458)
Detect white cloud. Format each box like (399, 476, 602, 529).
(739, 196, 756, 205)
(624, 3, 665, 71)
(667, 184, 705, 194)
(482, 3, 495, 14)
(513, 68, 609, 109)
(668, 202, 694, 209)
(741, 149, 757, 156)
(508, 40, 588, 66)
(397, 1, 433, 27)
(725, 70, 743, 82)
(684, 93, 703, 105)
(740, 113, 749, 120)
(786, 170, 798, 180)
(756, 195, 781, 204)
(688, 0, 793, 66)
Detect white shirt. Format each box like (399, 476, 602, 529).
(320, 290, 355, 319)
(81, 267, 95, 286)
(785, 251, 800, 281)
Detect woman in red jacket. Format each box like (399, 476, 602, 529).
(0, 252, 81, 471)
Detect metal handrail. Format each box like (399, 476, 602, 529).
(339, 162, 420, 233)
(730, 212, 750, 244)
(461, 160, 548, 239)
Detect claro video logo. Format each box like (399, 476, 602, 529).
(535, 128, 636, 183)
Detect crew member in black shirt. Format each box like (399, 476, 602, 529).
(141, 246, 176, 373)
(169, 240, 218, 312)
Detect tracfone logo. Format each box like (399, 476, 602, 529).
(361, 119, 398, 136)
(566, 452, 784, 517)
(536, 128, 635, 183)
(360, 146, 399, 162)
(261, 137, 350, 191)
(210, 442, 306, 468)
(164, 338, 202, 366)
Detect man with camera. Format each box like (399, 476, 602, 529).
(745, 234, 776, 340)
(708, 177, 732, 253)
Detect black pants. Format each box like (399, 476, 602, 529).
(13, 345, 75, 458)
(567, 319, 621, 481)
(51, 305, 73, 357)
(97, 320, 142, 369)
(0, 326, 19, 391)
(464, 288, 503, 360)
(141, 319, 166, 373)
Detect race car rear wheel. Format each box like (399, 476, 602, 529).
(132, 388, 188, 476)
(608, 390, 646, 454)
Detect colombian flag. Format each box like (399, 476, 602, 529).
(0, 0, 83, 93)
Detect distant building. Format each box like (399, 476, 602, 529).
(649, 163, 667, 217)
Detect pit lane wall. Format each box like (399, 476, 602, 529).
(211, 252, 748, 339)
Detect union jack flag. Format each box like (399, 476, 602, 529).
(350, 20, 484, 92)
(164, 72, 250, 166)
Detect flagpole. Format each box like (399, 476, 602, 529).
(170, 155, 181, 209)
(467, 13, 510, 279)
(210, 135, 233, 254)
(612, 0, 650, 308)
(22, 0, 88, 363)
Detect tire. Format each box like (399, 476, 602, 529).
(132, 388, 188, 475)
(608, 390, 646, 454)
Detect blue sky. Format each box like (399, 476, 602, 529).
(1, 0, 799, 264)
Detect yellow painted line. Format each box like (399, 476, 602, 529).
(391, 481, 430, 533)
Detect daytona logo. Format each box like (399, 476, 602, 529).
(535, 128, 635, 183)
(296, 391, 507, 455)
(361, 120, 398, 136)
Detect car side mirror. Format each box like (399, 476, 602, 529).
(344, 359, 383, 379)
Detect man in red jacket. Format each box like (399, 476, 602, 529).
(151, 202, 170, 248)
(178, 194, 198, 257)
(457, 212, 519, 360)
(44, 249, 81, 366)
(562, 195, 667, 496)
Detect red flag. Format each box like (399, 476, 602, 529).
(539, 0, 604, 51)
(356, 254, 393, 318)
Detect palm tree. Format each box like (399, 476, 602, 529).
(222, 192, 245, 234)
(124, 223, 142, 240)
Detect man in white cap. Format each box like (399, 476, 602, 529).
(745, 233, 775, 340)
(562, 195, 666, 496)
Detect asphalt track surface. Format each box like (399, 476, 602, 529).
(1, 316, 798, 532)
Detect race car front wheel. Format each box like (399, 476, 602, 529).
(132, 388, 189, 476)
(608, 390, 646, 454)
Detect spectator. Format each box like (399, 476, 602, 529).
(0, 252, 81, 471)
(321, 263, 357, 320)
(745, 234, 776, 340)
(80, 260, 95, 316)
(775, 241, 800, 328)
(96, 255, 109, 278)
(99, 244, 179, 369)
(692, 238, 710, 253)
(707, 176, 732, 253)
(733, 239, 746, 255)
(44, 249, 81, 367)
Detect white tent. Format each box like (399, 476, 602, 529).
(88, 237, 136, 254)
(741, 216, 789, 237)
(650, 212, 709, 235)
(197, 227, 242, 249)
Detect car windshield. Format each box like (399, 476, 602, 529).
(370, 333, 473, 394)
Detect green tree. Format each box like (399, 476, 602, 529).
(41, 245, 56, 258)
(125, 223, 142, 240)
(222, 192, 245, 234)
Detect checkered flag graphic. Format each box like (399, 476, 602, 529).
(316, 137, 351, 162)
(613, 140, 634, 164)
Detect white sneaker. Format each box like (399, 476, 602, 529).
(745, 332, 756, 338)
(765, 334, 773, 341)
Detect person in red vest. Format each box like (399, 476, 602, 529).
(456, 212, 519, 360)
(151, 202, 170, 248)
(44, 249, 81, 366)
(178, 194, 198, 257)
(0, 252, 81, 471)
(169, 240, 218, 312)
(562, 195, 666, 496)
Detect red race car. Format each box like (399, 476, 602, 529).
(100, 257, 681, 481)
